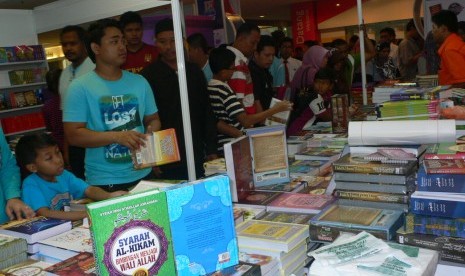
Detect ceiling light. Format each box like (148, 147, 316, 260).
(259, 15, 265, 18)
(336, 3, 340, 6)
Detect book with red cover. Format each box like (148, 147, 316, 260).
(424, 143, 465, 160)
(237, 191, 282, 207)
(423, 159, 465, 174)
(45, 252, 96, 276)
(267, 193, 335, 214)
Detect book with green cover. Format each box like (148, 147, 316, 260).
(86, 190, 175, 276)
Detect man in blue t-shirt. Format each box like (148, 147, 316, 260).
(63, 19, 161, 191)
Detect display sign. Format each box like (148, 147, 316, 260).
(291, 1, 319, 46)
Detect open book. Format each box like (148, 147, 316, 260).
(132, 128, 180, 169)
(265, 98, 291, 126)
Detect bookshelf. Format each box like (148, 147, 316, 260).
(0, 45, 48, 137)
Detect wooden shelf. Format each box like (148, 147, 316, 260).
(4, 127, 46, 137)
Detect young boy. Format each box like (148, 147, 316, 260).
(287, 68, 334, 136)
(207, 47, 293, 153)
(15, 133, 127, 221)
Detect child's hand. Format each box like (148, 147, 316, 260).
(273, 100, 293, 112)
(109, 190, 128, 198)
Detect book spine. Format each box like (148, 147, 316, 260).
(334, 190, 409, 204)
(309, 223, 390, 242)
(423, 153, 465, 160)
(332, 163, 410, 175)
(410, 197, 465, 219)
(417, 169, 465, 193)
(405, 213, 465, 238)
(390, 93, 424, 101)
(424, 167, 465, 174)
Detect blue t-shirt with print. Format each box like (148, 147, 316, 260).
(22, 170, 88, 211)
(63, 70, 158, 185)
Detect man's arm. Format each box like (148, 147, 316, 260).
(64, 122, 146, 151)
(144, 113, 161, 133)
(217, 120, 243, 138)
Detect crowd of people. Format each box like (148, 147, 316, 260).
(1, 10, 465, 225)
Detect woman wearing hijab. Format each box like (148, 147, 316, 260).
(290, 45, 330, 94)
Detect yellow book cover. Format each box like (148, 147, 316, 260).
(133, 128, 180, 169)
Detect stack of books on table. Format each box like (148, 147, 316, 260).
(0, 216, 72, 256)
(331, 144, 424, 213)
(0, 233, 27, 270)
(235, 219, 310, 276)
(375, 98, 440, 121)
(399, 153, 465, 264)
(203, 157, 226, 176)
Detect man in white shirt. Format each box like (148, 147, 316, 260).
(280, 37, 302, 85)
(380, 27, 399, 66)
(58, 25, 95, 180)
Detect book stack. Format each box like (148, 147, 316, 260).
(236, 219, 310, 275)
(375, 99, 440, 121)
(0, 216, 72, 255)
(238, 252, 279, 275)
(0, 234, 27, 270)
(203, 157, 226, 176)
(332, 146, 422, 212)
(402, 153, 465, 264)
(45, 252, 96, 275)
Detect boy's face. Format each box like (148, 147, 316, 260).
(27, 145, 65, 182)
(123, 22, 143, 47)
(91, 26, 127, 67)
(314, 79, 333, 95)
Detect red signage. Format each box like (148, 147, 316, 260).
(291, 1, 319, 46)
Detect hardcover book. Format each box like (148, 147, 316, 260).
(424, 143, 465, 160)
(1, 259, 52, 276)
(254, 211, 314, 225)
(294, 146, 343, 161)
(349, 144, 427, 157)
(332, 154, 417, 175)
(132, 128, 180, 169)
(38, 226, 92, 262)
(205, 262, 261, 276)
(235, 220, 309, 253)
(0, 234, 27, 264)
(416, 166, 465, 193)
(86, 189, 176, 276)
(236, 191, 282, 207)
(265, 98, 290, 126)
(334, 190, 409, 204)
(254, 178, 307, 193)
(288, 159, 328, 177)
(224, 136, 254, 202)
(239, 252, 279, 275)
(335, 180, 415, 194)
(309, 202, 404, 242)
(333, 171, 416, 185)
(165, 175, 239, 275)
(266, 193, 334, 214)
(0, 216, 72, 245)
(44, 252, 96, 275)
(410, 191, 465, 219)
(423, 159, 465, 174)
(404, 213, 465, 238)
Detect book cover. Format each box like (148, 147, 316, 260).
(235, 220, 309, 253)
(205, 262, 261, 276)
(254, 211, 314, 225)
(294, 146, 342, 161)
(334, 190, 409, 204)
(288, 159, 327, 176)
(224, 136, 254, 202)
(265, 98, 290, 126)
(349, 144, 427, 157)
(333, 172, 416, 185)
(410, 191, 465, 219)
(86, 189, 176, 276)
(254, 178, 306, 193)
(332, 154, 417, 175)
(389, 91, 425, 101)
(38, 226, 92, 261)
(129, 180, 182, 194)
(133, 128, 180, 169)
(424, 143, 465, 160)
(236, 191, 282, 206)
(397, 229, 465, 264)
(331, 94, 349, 134)
(404, 213, 465, 239)
(416, 166, 465, 193)
(23, 90, 37, 106)
(309, 202, 404, 242)
(266, 193, 334, 214)
(165, 175, 239, 275)
(0, 216, 72, 244)
(423, 159, 465, 174)
(238, 252, 278, 275)
(44, 252, 96, 275)
(0, 234, 27, 263)
(245, 125, 290, 187)
(233, 204, 266, 221)
(1, 259, 52, 276)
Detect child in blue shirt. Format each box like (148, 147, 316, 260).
(15, 133, 127, 221)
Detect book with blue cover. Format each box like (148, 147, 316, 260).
(411, 191, 465, 218)
(165, 175, 239, 276)
(0, 216, 71, 244)
(417, 166, 465, 193)
(86, 189, 176, 276)
(404, 213, 465, 238)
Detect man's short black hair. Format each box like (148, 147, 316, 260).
(432, 10, 459, 33)
(380, 27, 396, 37)
(236, 22, 260, 39)
(331, 38, 348, 48)
(209, 47, 235, 75)
(87, 18, 122, 63)
(187, 33, 209, 54)
(155, 18, 174, 37)
(120, 11, 143, 29)
(15, 133, 58, 167)
(280, 37, 294, 47)
(60, 25, 87, 43)
(256, 35, 275, 53)
(406, 19, 417, 32)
